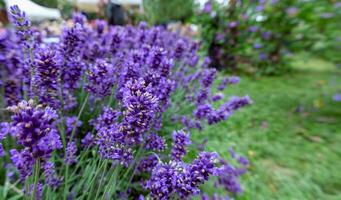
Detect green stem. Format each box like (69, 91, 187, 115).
(31, 159, 40, 200)
(69, 93, 89, 142)
(63, 93, 90, 199)
(94, 161, 108, 199)
(28, 48, 37, 99)
(79, 159, 107, 199)
(101, 166, 120, 200)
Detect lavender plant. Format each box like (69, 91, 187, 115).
(0, 6, 251, 200)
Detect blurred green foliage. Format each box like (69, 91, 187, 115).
(32, 0, 59, 8)
(143, 0, 195, 25)
(196, 0, 340, 75)
(0, 0, 5, 9)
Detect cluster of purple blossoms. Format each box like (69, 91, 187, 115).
(4, 100, 62, 181)
(145, 152, 219, 199)
(0, 6, 251, 199)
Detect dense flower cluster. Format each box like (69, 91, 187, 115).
(4, 100, 62, 183)
(0, 5, 251, 199)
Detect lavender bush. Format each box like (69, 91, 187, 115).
(0, 6, 251, 200)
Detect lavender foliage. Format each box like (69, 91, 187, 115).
(0, 5, 251, 199)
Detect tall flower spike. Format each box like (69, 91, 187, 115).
(65, 141, 77, 165)
(34, 49, 61, 108)
(9, 5, 32, 45)
(171, 130, 191, 161)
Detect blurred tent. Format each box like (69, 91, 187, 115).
(5, 0, 61, 21)
(69, 0, 142, 12)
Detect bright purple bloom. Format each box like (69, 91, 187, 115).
(171, 130, 191, 161)
(7, 100, 62, 168)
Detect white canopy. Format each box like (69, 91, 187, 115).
(69, 0, 142, 5)
(5, 0, 61, 21)
(68, 0, 142, 12)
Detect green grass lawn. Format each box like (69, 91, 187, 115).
(195, 56, 341, 200)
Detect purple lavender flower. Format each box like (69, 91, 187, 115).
(253, 43, 263, 49)
(121, 78, 159, 144)
(9, 5, 32, 46)
(81, 133, 94, 148)
(320, 13, 334, 19)
(201, 68, 217, 88)
(95, 20, 107, 35)
(65, 141, 77, 165)
(93, 107, 121, 131)
(248, 26, 258, 33)
(171, 130, 191, 161)
(261, 31, 272, 40)
(333, 94, 341, 102)
(86, 59, 115, 97)
(286, 7, 298, 17)
(25, 182, 43, 200)
(65, 116, 82, 137)
(212, 93, 224, 102)
(255, 5, 264, 12)
(34, 49, 61, 108)
(335, 2, 341, 8)
(259, 53, 267, 60)
(229, 21, 239, 28)
(10, 149, 34, 180)
(203, 2, 213, 13)
(216, 163, 243, 194)
(4, 79, 22, 106)
(137, 154, 159, 173)
(43, 161, 62, 188)
(145, 133, 166, 152)
(145, 162, 177, 199)
(224, 96, 252, 111)
(189, 152, 219, 185)
(217, 76, 240, 91)
(60, 23, 85, 57)
(62, 57, 85, 90)
(72, 12, 87, 25)
(194, 104, 213, 120)
(7, 100, 62, 167)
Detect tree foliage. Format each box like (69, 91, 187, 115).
(143, 0, 195, 25)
